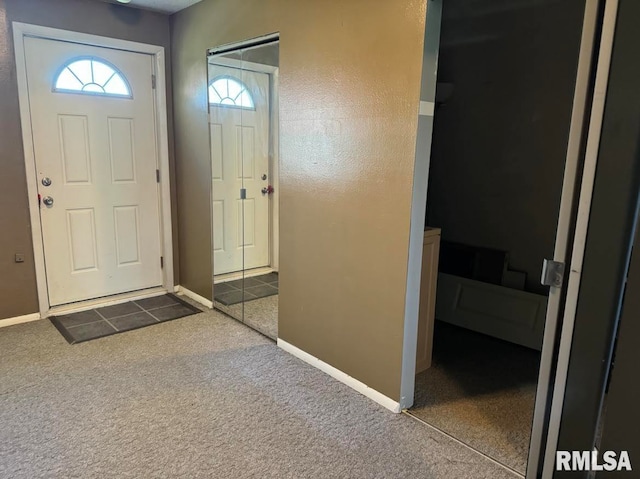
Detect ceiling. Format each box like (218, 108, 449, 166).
(102, 0, 203, 14)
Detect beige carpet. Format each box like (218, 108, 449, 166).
(409, 321, 540, 475)
(0, 301, 518, 478)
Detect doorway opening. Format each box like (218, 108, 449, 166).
(12, 23, 174, 319)
(207, 35, 280, 340)
(405, 0, 614, 476)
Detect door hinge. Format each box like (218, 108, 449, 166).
(160, 256, 164, 268)
(151, 74, 156, 89)
(156, 169, 160, 183)
(240, 188, 247, 200)
(541, 259, 565, 288)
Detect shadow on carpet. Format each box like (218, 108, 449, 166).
(410, 321, 541, 474)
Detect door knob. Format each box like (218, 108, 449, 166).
(42, 196, 54, 207)
(261, 185, 274, 196)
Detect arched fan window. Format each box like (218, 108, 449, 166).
(208, 76, 255, 109)
(54, 58, 132, 98)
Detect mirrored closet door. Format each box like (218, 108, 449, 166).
(208, 37, 280, 340)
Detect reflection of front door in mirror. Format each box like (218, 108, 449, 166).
(209, 65, 270, 276)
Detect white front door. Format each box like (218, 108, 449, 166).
(209, 65, 270, 275)
(24, 37, 163, 306)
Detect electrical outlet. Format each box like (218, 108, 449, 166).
(15, 254, 25, 263)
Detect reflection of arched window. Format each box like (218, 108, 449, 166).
(208, 76, 255, 109)
(54, 58, 132, 98)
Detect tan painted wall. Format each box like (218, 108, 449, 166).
(171, 0, 426, 400)
(0, 0, 175, 320)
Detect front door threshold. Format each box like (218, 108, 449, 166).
(47, 287, 167, 317)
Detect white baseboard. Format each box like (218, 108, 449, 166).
(175, 285, 213, 309)
(277, 338, 401, 413)
(0, 312, 41, 329)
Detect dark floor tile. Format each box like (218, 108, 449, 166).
(224, 277, 263, 290)
(223, 279, 244, 290)
(214, 282, 240, 295)
(243, 277, 267, 287)
(67, 321, 117, 343)
(244, 284, 278, 300)
(96, 301, 142, 319)
(215, 290, 257, 306)
(55, 309, 103, 328)
(256, 272, 279, 284)
(134, 295, 179, 311)
(149, 304, 198, 322)
(108, 311, 157, 332)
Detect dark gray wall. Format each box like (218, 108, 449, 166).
(0, 0, 174, 320)
(598, 222, 640, 477)
(426, 0, 585, 293)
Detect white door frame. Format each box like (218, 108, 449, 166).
(207, 55, 280, 271)
(12, 22, 174, 317)
(538, 0, 618, 475)
(525, 0, 603, 474)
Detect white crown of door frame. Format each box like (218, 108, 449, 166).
(12, 22, 174, 317)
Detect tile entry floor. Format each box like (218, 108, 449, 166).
(50, 294, 201, 344)
(214, 272, 279, 306)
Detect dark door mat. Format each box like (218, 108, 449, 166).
(214, 272, 278, 306)
(50, 294, 202, 344)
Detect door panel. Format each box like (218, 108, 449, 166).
(108, 118, 137, 182)
(24, 36, 163, 306)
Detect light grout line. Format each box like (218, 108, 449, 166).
(134, 301, 180, 313)
(402, 410, 524, 478)
(65, 319, 105, 330)
(94, 309, 119, 332)
(67, 304, 168, 329)
(57, 297, 200, 343)
(146, 309, 162, 323)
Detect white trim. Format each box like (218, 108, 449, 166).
(277, 338, 402, 413)
(208, 56, 278, 75)
(419, 101, 435, 117)
(48, 287, 167, 316)
(526, 1, 603, 475)
(0, 313, 42, 329)
(271, 68, 280, 271)
(541, 0, 619, 476)
(207, 33, 279, 56)
(175, 286, 214, 309)
(214, 266, 275, 283)
(153, 48, 175, 295)
(12, 22, 174, 318)
(400, 0, 443, 410)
